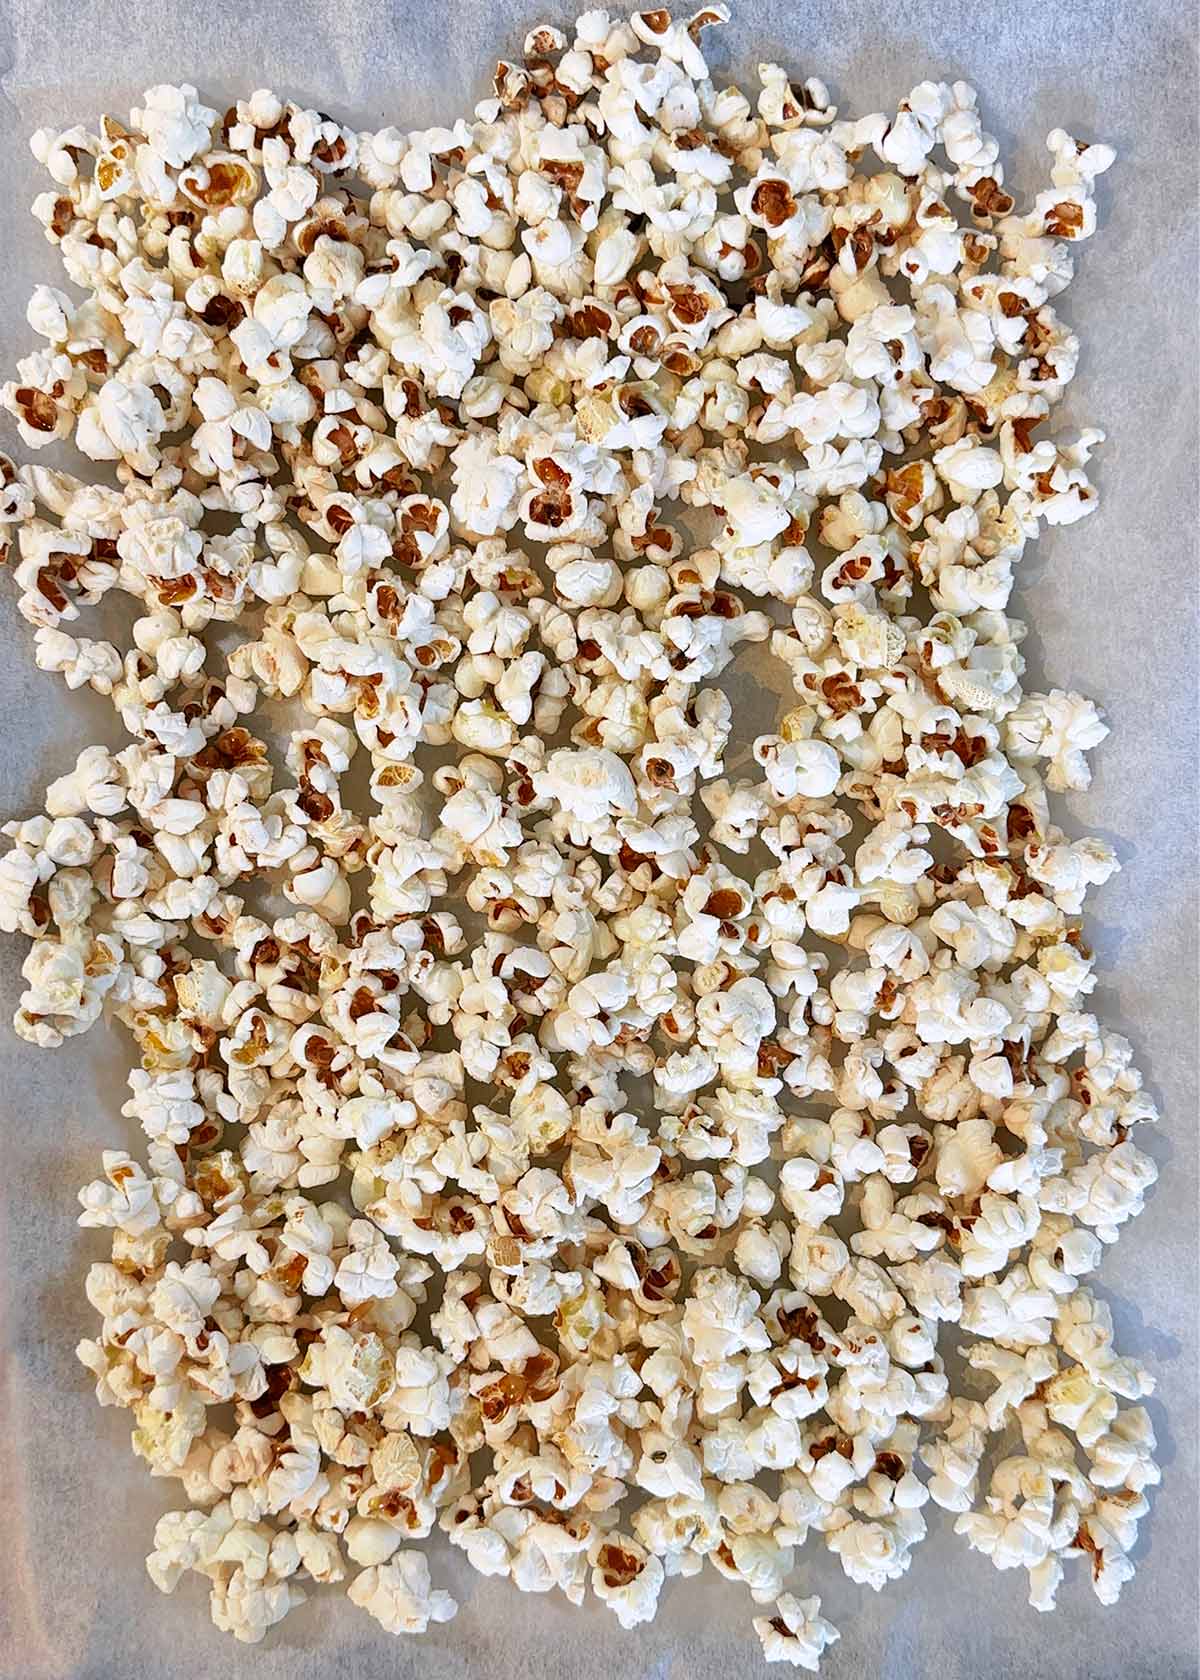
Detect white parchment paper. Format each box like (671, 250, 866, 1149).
(0, 2, 1196, 1675)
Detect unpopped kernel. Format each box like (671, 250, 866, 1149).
(0, 6, 1157, 1659)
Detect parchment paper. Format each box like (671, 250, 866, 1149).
(0, 2, 1196, 1675)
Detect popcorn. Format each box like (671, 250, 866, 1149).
(0, 12, 1156, 1667)
(589, 1535, 665, 1628)
(753, 1593, 840, 1668)
(132, 84, 217, 168)
(347, 1552, 457, 1634)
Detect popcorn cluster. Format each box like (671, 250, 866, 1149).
(0, 7, 1160, 1660)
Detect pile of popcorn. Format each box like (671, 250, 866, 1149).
(0, 6, 1161, 1661)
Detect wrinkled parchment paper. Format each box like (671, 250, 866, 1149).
(1, 1, 1196, 1674)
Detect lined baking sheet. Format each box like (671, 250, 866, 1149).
(0, 2, 1196, 1674)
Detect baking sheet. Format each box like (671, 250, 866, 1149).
(0, 1, 1196, 1675)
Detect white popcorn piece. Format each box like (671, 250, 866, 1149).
(347, 1552, 457, 1634)
(753, 1593, 840, 1668)
(132, 84, 218, 167)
